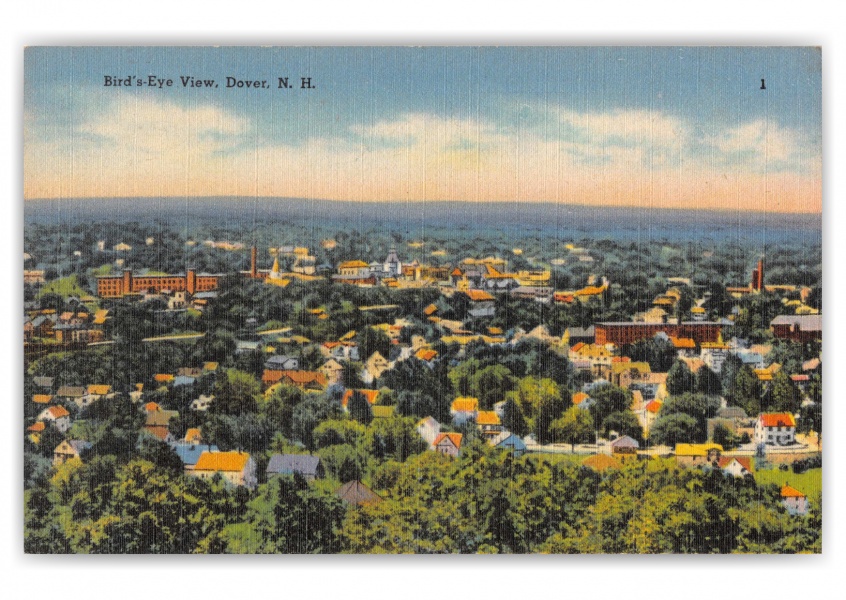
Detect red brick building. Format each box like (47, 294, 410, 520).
(595, 321, 722, 346)
(97, 269, 219, 298)
(770, 315, 822, 342)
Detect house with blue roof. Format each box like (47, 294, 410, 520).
(488, 431, 527, 457)
(170, 442, 220, 471)
(266, 454, 324, 481)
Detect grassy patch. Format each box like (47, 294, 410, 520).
(754, 467, 822, 497)
(37, 274, 86, 299)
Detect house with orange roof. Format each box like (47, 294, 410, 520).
(638, 399, 663, 437)
(184, 428, 203, 444)
(26, 421, 46, 444)
(432, 432, 463, 457)
(781, 485, 808, 516)
(154, 373, 175, 384)
(755, 412, 796, 446)
(450, 397, 479, 425)
(477, 410, 502, 436)
(37, 405, 71, 433)
(572, 392, 596, 411)
(190, 451, 257, 489)
(415, 348, 438, 365)
(262, 370, 328, 391)
(423, 303, 439, 317)
(32, 394, 52, 405)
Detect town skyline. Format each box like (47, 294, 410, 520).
(25, 47, 821, 213)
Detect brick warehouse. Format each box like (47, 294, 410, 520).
(97, 268, 220, 298)
(595, 321, 723, 346)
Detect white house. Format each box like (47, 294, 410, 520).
(416, 416, 441, 447)
(191, 394, 215, 411)
(38, 405, 71, 433)
(755, 413, 796, 446)
(190, 451, 257, 489)
(781, 485, 808, 516)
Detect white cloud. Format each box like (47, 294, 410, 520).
(24, 95, 820, 212)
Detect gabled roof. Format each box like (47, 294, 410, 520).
(488, 431, 526, 450)
(184, 428, 202, 443)
(27, 422, 46, 432)
(572, 392, 590, 405)
(610, 435, 639, 449)
(154, 374, 174, 383)
(758, 413, 796, 428)
(718, 456, 752, 472)
(336, 480, 382, 506)
(464, 289, 495, 302)
(87, 384, 111, 396)
(194, 451, 251, 473)
(451, 397, 479, 412)
(44, 405, 70, 419)
(417, 416, 439, 429)
(415, 348, 438, 361)
(645, 400, 663, 414)
(433, 432, 463, 449)
(32, 394, 52, 404)
(170, 443, 219, 466)
(477, 411, 501, 426)
(267, 453, 321, 476)
(780, 485, 806, 498)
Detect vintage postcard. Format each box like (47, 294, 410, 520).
(23, 46, 821, 554)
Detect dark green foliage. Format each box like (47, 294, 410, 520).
(623, 336, 677, 372)
(500, 398, 529, 437)
(348, 390, 373, 425)
(695, 365, 722, 395)
(601, 411, 644, 443)
(650, 413, 699, 446)
(666, 361, 695, 395)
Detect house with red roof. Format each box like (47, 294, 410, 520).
(755, 412, 797, 446)
(37, 405, 71, 433)
(432, 432, 463, 457)
(718, 456, 753, 478)
(781, 485, 808, 516)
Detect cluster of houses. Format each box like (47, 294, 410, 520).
(24, 247, 820, 519)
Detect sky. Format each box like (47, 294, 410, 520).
(24, 46, 822, 212)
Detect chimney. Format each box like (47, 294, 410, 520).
(251, 246, 258, 278)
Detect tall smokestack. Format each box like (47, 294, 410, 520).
(757, 259, 764, 291)
(251, 246, 257, 278)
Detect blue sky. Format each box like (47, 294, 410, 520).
(24, 46, 822, 211)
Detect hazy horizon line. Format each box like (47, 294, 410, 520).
(23, 195, 823, 217)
